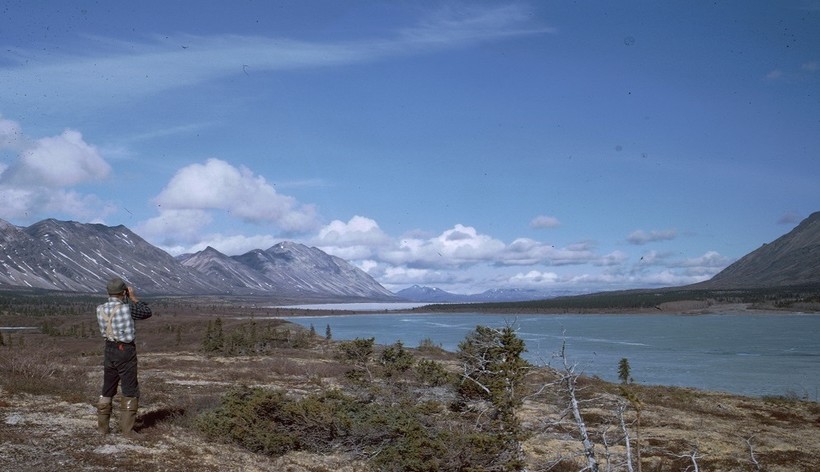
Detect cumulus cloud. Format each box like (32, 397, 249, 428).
(153, 158, 319, 233)
(529, 215, 561, 229)
(313, 218, 618, 283)
(317, 216, 391, 247)
(618, 249, 729, 288)
(313, 216, 391, 261)
(627, 228, 677, 245)
(2, 130, 110, 187)
(182, 233, 280, 256)
(136, 209, 213, 246)
(678, 250, 731, 268)
(380, 224, 506, 269)
(502, 238, 596, 266)
(0, 121, 113, 221)
(508, 270, 560, 286)
(595, 250, 629, 266)
(379, 265, 463, 289)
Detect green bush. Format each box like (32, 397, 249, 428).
(379, 341, 415, 378)
(415, 359, 452, 387)
(201, 319, 310, 356)
(336, 337, 375, 383)
(196, 385, 519, 471)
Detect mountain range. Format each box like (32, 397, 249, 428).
(1, 211, 818, 301)
(0, 218, 395, 301)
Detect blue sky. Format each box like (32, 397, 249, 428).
(1, 1, 818, 294)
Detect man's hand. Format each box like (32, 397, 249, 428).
(126, 286, 139, 303)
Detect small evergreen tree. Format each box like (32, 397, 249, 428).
(325, 323, 332, 340)
(213, 318, 224, 351)
(202, 318, 225, 353)
(337, 337, 375, 382)
(202, 320, 213, 351)
(618, 357, 632, 384)
(379, 341, 415, 378)
(457, 324, 529, 471)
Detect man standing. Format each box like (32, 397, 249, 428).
(95, 277, 153, 438)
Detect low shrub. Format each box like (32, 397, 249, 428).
(196, 385, 522, 471)
(0, 346, 88, 401)
(415, 359, 452, 387)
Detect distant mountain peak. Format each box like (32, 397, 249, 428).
(0, 219, 397, 301)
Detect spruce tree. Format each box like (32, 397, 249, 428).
(618, 358, 632, 384)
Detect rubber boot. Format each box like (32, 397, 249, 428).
(96, 396, 113, 435)
(120, 396, 141, 439)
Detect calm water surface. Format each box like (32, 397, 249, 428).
(284, 311, 820, 399)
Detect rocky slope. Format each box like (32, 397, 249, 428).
(0, 218, 396, 300)
(693, 211, 820, 289)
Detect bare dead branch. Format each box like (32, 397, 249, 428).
(744, 435, 762, 472)
(555, 339, 600, 472)
(618, 402, 636, 472)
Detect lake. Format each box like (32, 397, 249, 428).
(283, 311, 820, 399)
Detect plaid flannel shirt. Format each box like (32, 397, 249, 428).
(96, 297, 152, 343)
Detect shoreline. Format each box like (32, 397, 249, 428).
(269, 301, 820, 318)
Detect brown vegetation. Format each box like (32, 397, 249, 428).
(1, 297, 819, 471)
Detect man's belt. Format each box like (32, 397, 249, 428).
(105, 339, 135, 350)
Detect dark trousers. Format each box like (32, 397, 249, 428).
(101, 340, 140, 398)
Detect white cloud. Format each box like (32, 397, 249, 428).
(0, 116, 25, 150)
(184, 233, 280, 256)
(0, 122, 113, 221)
(0, 186, 108, 220)
(0, 6, 551, 112)
(595, 250, 629, 267)
(503, 238, 596, 266)
(380, 224, 506, 269)
(136, 209, 213, 246)
(314, 216, 392, 261)
(627, 228, 677, 245)
(639, 270, 709, 286)
(138, 209, 283, 256)
(508, 270, 560, 286)
(801, 61, 819, 71)
(678, 251, 731, 268)
(316, 215, 391, 247)
(617, 249, 728, 288)
(153, 158, 319, 232)
(635, 250, 668, 266)
(529, 215, 561, 229)
(766, 69, 784, 80)
(399, 5, 555, 46)
(1, 129, 110, 187)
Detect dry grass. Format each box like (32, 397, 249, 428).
(2, 309, 819, 471)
